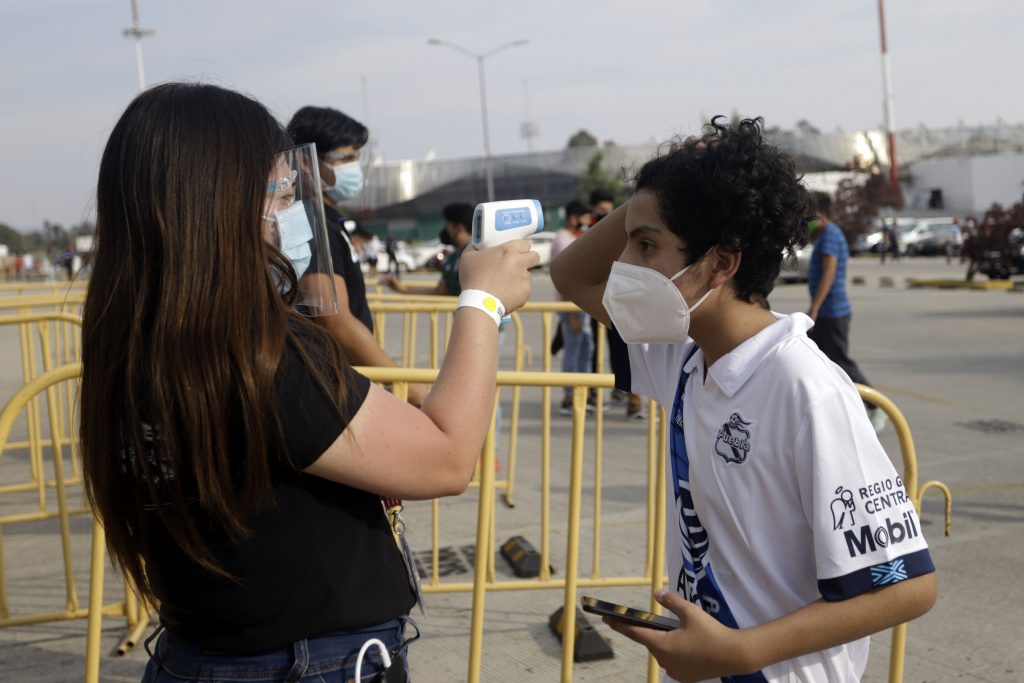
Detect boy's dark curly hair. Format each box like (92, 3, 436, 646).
(634, 116, 815, 306)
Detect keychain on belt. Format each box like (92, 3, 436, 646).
(382, 497, 425, 615)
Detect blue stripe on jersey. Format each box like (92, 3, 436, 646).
(818, 547, 934, 601)
(670, 349, 768, 683)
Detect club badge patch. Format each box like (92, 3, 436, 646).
(714, 412, 752, 464)
(830, 486, 857, 530)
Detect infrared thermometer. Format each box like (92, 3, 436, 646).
(471, 199, 545, 324)
(471, 199, 545, 248)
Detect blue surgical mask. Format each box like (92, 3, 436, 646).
(274, 202, 313, 279)
(325, 161, 365, 202)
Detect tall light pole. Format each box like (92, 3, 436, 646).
(520, 79, 539, 154)
(877, 0, 899, 190)
(122, 0, 154, 92)
(428, 38, 528, 201)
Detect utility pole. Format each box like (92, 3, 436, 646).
(428, 38, 529, 201)
(877, 0, 899, 189)
(520, 79, 539, 154)
(122, 0, 154, 92)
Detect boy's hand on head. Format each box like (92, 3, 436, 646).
(604, 589, 755, 683)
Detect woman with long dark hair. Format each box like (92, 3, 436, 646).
(81, 82, 537, 682)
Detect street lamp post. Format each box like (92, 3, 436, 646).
(428, 38, 528, 202)
(122, 0, 154, 92)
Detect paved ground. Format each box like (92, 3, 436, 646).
(0, 255, 1021, 682)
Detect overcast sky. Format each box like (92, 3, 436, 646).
(3, 0, 1022, 231)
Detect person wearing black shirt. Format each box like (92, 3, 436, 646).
(81, 83, 539, 683)
(287, 106, 427, 406)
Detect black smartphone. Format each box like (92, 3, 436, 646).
(580, 595, 680, 631)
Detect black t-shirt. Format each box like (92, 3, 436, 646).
(310, 204, 374, 332)
(149, 333, 415, 654)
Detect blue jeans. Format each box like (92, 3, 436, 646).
(142, 617, 415, 682)
(560, 312, 593, 400)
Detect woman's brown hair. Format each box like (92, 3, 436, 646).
(81, 82, 349, 606)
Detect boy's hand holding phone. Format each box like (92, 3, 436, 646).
(599, 589, 756, 683)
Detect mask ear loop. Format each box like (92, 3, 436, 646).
(669, 255, 716, 311)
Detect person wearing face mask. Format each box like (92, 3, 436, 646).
(82, 82, 538, 683)
(384, 203, 473, 297)
(286, 106, 427, 406)
(550, 199, 595, 415)
(551, 117, 936, 683)
(807, 193, 885, 433)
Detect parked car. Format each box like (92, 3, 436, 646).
(410, 239, 451, 270)
(528, 232, 556, 269)
(911, 223, 963, 256)
(899, 217, 958, 256)
(365, 241, 418, 274)
(864, 218, 918, 253)
(777, 243, 812, 283)
(854, 228, 884, 254)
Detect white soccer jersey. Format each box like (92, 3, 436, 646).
(616, 313, 934, 683)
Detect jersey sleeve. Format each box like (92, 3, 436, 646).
(794, 386, 934, 601)
(615, 340, 695, 408)
(275, 337, 371, 470)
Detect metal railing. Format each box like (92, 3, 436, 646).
(0, 291, 954, 682)
(0, 363, 148, 683)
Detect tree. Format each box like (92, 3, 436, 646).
(0, 223, 25, 253)
(42, 220, 69, 249)
(566, 129, 598, 148)
(796, 119, 821, 136)
(831, 170, 905, 243)
(577, 151, 628, 205)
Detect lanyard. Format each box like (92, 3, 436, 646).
(383, 497, 425, 615)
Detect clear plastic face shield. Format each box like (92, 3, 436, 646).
(264, 143, 339, 317)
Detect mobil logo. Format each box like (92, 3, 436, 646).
(844, 511, 920, 558)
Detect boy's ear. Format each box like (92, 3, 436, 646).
(708, 246, 742, 286)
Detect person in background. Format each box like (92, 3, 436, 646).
(590, 189, 644, 419)
(551, 199, 594, 416)
(946, 221, 963, 265)
(880, 220, 900, 264)
(808, 192, 886, 433)
(386, 235, 400, 275)
(551, 118, 936, 682)
(363, 229, 380, 274)
(286, 106, 426, 406)
(385, 203, 473, 297)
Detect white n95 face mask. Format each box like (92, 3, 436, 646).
(601, 260, 714, 343)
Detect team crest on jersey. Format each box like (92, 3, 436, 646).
(830, 486, 857, 530)
(714, 412, 752, 464)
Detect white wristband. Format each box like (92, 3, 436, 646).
(457, 289, 505, 327)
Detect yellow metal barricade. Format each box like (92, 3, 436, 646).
(0, 363, 147, 683)
(366, 299, 607, 510)
(857, 385, 952, 683)
(0, 312, 84, 506)
(0, 291, 87, 312)
(357, 367, 949, 683)
(0, 281, 87, 296)
(26, 359, 947, 682)
(359, 366, 664, 683)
